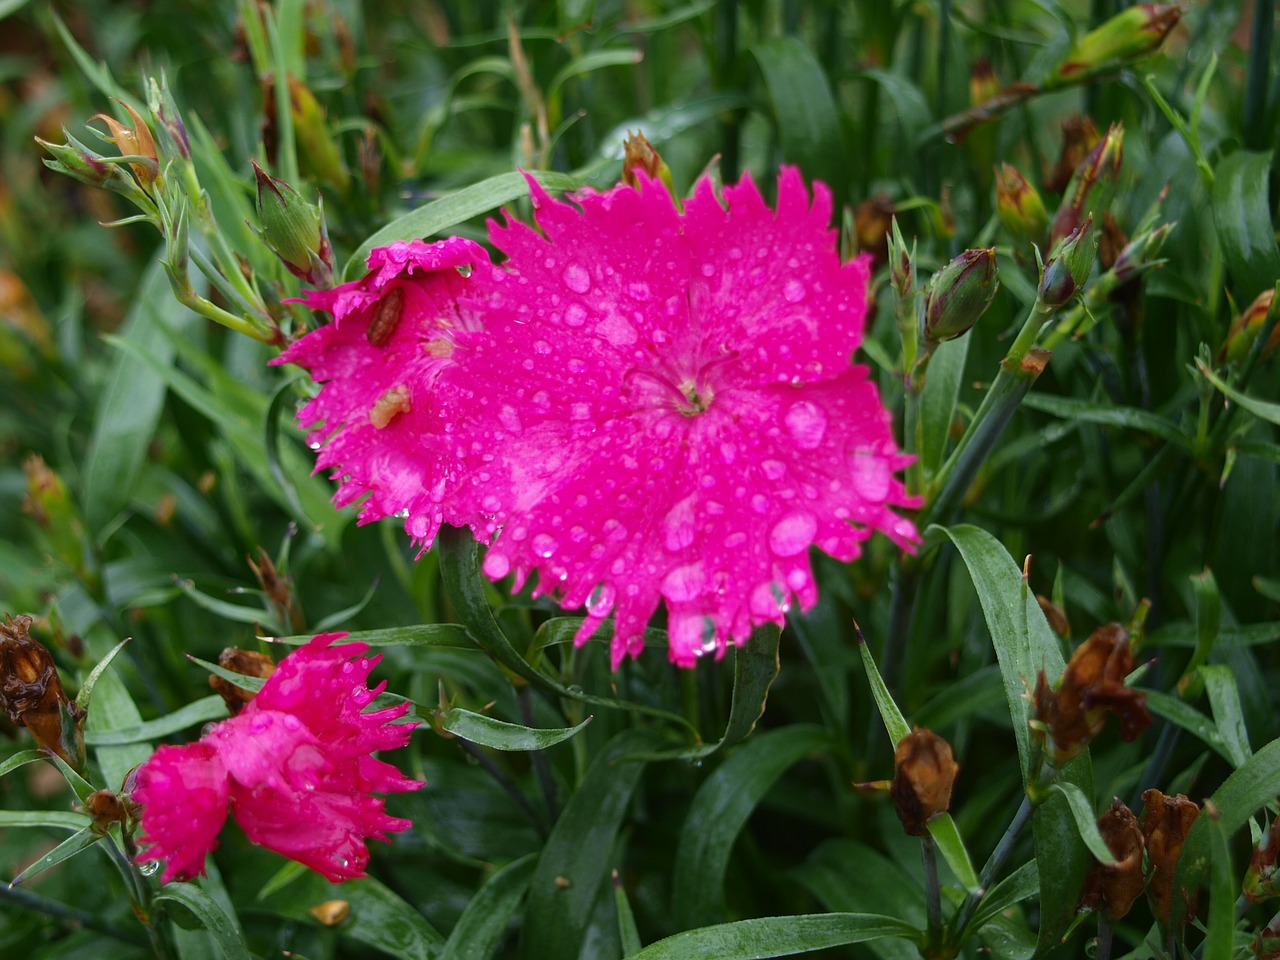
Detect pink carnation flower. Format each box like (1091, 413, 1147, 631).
(283, 169, 917, 668)
(132, 634, 421, 883)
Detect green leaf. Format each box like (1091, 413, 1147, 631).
(1197, 359, 1280, 427)
(1201, 664, 1252, 766)
(857, 630, 910, 745)
(0, 810, 92, 831)
(751, 37, 845, 196)
(1048, 783, 1115, 866)
(522, 728, 662, 960)
(549, 49, 642, 98)
(1148, 621, 1280, 649)
(1172, 736, 1280, 928)
(11, 826, 103, 885)
(311, 576, 382, 632)
(156, 882, 252, 960)
(672, 726, 830, 930)
(1202, 809, 1236, 960)
(1211, 150, 1280, 302)
(1019, 392, 1190, 447)
(442, 708, 592, 751)
(441, 854, 536, 960)
(270, 623, 476, 648)
(1143, 689, 1233, 762)
(345, 170, 593, 280)
(967, 861, 1039, 933)
(627, 914, 919, 959)
(615, 869, 643, 958)
(0, 749, 47, 779)
(86, 695, 228, 746)
(75, 636, 131, 712)
(919, 335, 971, 478)
(83, 259, 190, 535)
(927, 814, 980, 893)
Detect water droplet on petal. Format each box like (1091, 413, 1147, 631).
(565, 303, 588, 327)
(852, 454, 891, 499)
(700, 263, 716, 277)
(483, 552, 511, 578)
(662, 495, 698, 551)
(725, 531, 748, 549)
(661, 562, 706, 602)
(532, 533, 558, 558)
(563, 263, 591, 293)
(761, 459, 787, 481)
(785, 401, 827, 450)
(570, 402, 591, 420)
(587, 583, 616, 616)
(783, 279, 806, 302)
(499, 405, 522, 433)
(769, 511, 817, 557)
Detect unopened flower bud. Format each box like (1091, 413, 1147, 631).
(995, 163, 1048, 247)
(1253, 915, 1280, 960)
(1032, 622, 1152, 763)
(1112, 220, 1174, 286)
(273, 75, 349, 194)
(853, 195, 895, 266)
(1048, 123, 1123, 249)
(0, 614, 86, 769)
(1078, 799, 1145, 921)
(85, 788, 131, 834)
(922, 247, 998, 343)
(1045, 115, 1101, 194)
(147, 75, 190, 160)
(890, 727, 959, 836)
(1038, 216, 1097, 310)
(1049, 3, 1183, 85)
(969, 56, 998, 107)
(1245, 815, 1280, 903)
(252, 160, 334, 288)
(35, 130, 117, 189)
(21, 454, 91, 584)
(90, 99, 160, 187)
(1218, 288, 1278, 366)
(622, 131, 673, 194)
(1141, 789, 1200, 923)
(887, 216, 914, 300)
(209, 647, 277, 715)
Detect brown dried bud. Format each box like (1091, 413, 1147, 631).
(1141, 788, 1200, 922)
(621, 131, 672, 193)
(1032, 623, 1152, 763)
(0, 613, 85, 768)
(84, 788, 130, 834)
(1098, 211, 1128, 272)
(1245, 815, 1280, 903)
(853, 195, 895, 266)
(1078, 798, 1145, 921)
(1045, 115, 1100, 195)
(246, 547, 301, 631)
(90, 99, 160, 186)
(890, 727, 960, 835)
(208, 647, 277, 715)
(1036, 594, 1070, 637)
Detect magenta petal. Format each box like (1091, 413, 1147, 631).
(133, 742, 229, 883)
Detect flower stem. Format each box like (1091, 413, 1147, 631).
(0, 884, 144, 946)
(454, 735, 549, 835)
(921, 833, 943, 953)
(519, 686, 561, 824)
(1096, 917, 1115, 960)
(949, 795, 1034, 944)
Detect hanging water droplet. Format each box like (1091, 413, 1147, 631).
(785, 400, 827, 450)
(532, 533, 558, 558)
(139, 860, 161, 877)
(455, 263, 474, 278)
(587, 583, 616, 616)
(394, 508, 410, 519)
(769, 511, 817, 557)
(563, 263, 591, 293)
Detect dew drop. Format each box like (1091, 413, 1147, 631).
(769, 511, 817, 557)
(563, 263, 591, 293)
(534, 339, 552, 355)
(565, 303, 588, 327)
(498, 405, 522, 433)
(532, 533, 558, 558)
(570, 402, 591, 420)
(569, 524, 587, 542)
(139, 860, 161, 877)
(785, 401, 827, 450)
(568, 357, 588, 374)
(394, 508, 410, 519)
(662, 495, 698, 551)
(725, 531, 748, 549)
(750, 493, 769, 514)
(852, 454, 891, 499)
(761, 459, 787, 481)
(587, 583, 616, 616)
(483, 552, 511, 578)
(783, 279, 806, 303)
(700, 263, 716, 277)
(661, 562, 706, 602)
(532, 390, 551, 412)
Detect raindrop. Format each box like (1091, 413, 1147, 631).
(725, 531, 747, 549)
(499, 405, 523, 433)
(783, 279, 806, 303)
(761, 459, 787, 481)
(852, 454, 891, 499)
(565, 303, 588, 327)
(535, 339, 552, 355)
(455, 263, 474, 278)
(532, 533, 558, 558)
(563, 263, 591, 293)
(785, 401, 827, 450)
(394, 508, 410, 519)
(139, 860, 161, 877)
(700, 263, 716, 277)
(483, 552, 511, 579)
(661, 562, 706, 602)
(587, 583, 616, 616)
(661, 495, 698, 551)
(570, 402, 591, 421)
(568, 357, 588, 374)
(769, 511, 817, 557)
(308, 440, 322, 451)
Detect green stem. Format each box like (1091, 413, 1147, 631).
(921, 833, 943, 953)
(949, 795, 1034, 946)
(0, 884, 144, 946)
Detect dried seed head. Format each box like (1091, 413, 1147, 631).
(0, 613, 85, 767)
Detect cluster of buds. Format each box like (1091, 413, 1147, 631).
(1048, 123, 1123, 250)
(1, 614, 85, 769)
(889, 727, 960, 836)
(1031, 623, 1152, 765)
(208, 646, 277, 715)
(1077, 789, 1200, 923)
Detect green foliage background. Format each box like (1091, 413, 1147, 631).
(1, 1, 1278, 958)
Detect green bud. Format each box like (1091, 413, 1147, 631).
(286, 76, 350, 194)
(1049, 3, 1183, 85)
(1218, 288, 1278, 366)
(887, 216, 914, 300)
(922, 247, 999, 343)
(1111, 220, 1174, 285)
(1038, 216, 1097, 309)
(1048, 122, 1123, 249)
(252, 160, 333, 288)
(995, 163, 1048, 247)
(147, 74, 190, 160)
(35, 130, 115, 188)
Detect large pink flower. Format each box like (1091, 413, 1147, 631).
(284, 169, 916, 668)
(132, 634, 421, 883)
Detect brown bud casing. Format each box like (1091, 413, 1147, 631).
(0, 614, 85, 768)
(209, 647, 277, 715)
(1140, 789, 1200, 922)
(890, 727, 960, 835)
(1078, 798, 1145, 921)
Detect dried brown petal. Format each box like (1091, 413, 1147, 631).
(0, 613, 84, 766)
(854, 195, 895, 266)
(1141, 788, 1200, 922)
(1045, 115, 1100, 194)
(1078, 798, 1145, 921)
(308, 899, 350, 926)
(890, 727, 959, 836)
(209, 647, 277, 715)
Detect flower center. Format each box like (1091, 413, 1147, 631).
(624, 347, 738, 418)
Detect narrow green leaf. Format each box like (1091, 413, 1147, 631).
(627, 914, 919, 959)
(1148, 621, 1280, 649)
(672, 726, 830, 930)
(83, 260, 187, 535)
(1211, 150, 1280, 302)
(522, 728, 662, 960)
(968, 861, 1039, 933)
(345, 170, 592, 279)
(0, 749, 46, 779)
(1197, 359, 1280, 426)
(441, 854, 536, 960)
(311, 577, 382, 632)
(751, 37, 845, 196)
(1202, 808, 1236, 960)
(270, 623, 475, 648)
(46, 751, 95, 804)
(75, 636, 131, 711)
(549, 49, 642, 97)
(11, 826, 103, 885)
(443, 708, 591, 752)
(1019, 392, 1190, 447)
(615, 869, 643, 958)
(188, 655, 266, 694)
(175, 578, 272, 627)
(1143, 689, 1233, 762)
(927, 815, 980, 893)
(1172, 736, 1280, 928)
(857, 630, 910, 745)
(919, 336, 971, 478)
(1048, 783, 1116, 866)
(86, 695, 228, 746)
(0, 810, 92, 831)
(156, 882, 252, 960)
(263, 375, 313, 527)
(1201, 665, 1252, 767)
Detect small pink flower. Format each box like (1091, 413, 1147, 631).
(132, 634, 421, 883)
(284, 169, 917, 669)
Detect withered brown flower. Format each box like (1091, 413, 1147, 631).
(0, 613, 85, 768)
(890, 727, 960, 836)
(1141, 788, 1200, 923)
(1078, 798, 1145, 921)
(208, 647, 277, 715)
(1032, 623, 1152, 762)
